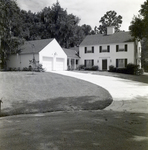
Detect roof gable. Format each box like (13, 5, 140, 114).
(20, 39, 54, 54)
(80, 32, 134, 46)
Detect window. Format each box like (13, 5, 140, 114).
(84, 46, 94, 53)
(84, 60, 94, 68)
(116, 59, 127, 68)
(125, 44, 128, 52)
(116, 45, 119, 52)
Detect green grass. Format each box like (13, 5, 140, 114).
(0, 72, 112, 116)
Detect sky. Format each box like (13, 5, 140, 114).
(16, 0, 146, 31)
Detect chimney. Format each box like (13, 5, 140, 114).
(107, 26, 115, 35)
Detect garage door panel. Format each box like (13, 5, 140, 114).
(42, 57, 53, 71)
(56, 58, 64, 71)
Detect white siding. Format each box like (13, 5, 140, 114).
(7, 54, 39, 70)
(79, 42, 137, 70)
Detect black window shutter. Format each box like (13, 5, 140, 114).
(116, 59, 118, 68)
(125, 59, 127, 67)
(100, 46, 102, 53)
(125, 44, 128, 52)
(92, 60, 94, 66)
(107, 45, 110, 52)
(116, 45, 118, 52)
(92, 46, 94, 53)
(84, 60, 86, 67)
(85, 47, 87, 53)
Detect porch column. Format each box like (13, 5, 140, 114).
(69, 58, 71, 70)
(74, 59, 76, 69)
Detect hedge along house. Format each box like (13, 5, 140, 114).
(63, 48, 80, 70)
(79, 26, 141, 71)
(7, 38, 67, 71)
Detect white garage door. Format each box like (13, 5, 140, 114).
(42, 57, 53, 71)
(56, 58, 64, 71)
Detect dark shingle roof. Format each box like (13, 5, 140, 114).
(20, 39, 54, 54)
(80, 32, 134, 46)
(63, 48, 79, 59)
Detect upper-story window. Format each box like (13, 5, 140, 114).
(116, 44, 128, 52)
(99, 45, 110, 53)
(84, 46, 94, 53)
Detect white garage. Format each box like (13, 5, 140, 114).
(39, 39, 67, 71)
(7, 38, 67, 71)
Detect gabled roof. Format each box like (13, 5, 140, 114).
(20, 39, 54, 54)
(80, 32, 134, 46)
(63, 48, 80, 59)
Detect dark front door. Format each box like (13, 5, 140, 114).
(102, 59, 107, 70)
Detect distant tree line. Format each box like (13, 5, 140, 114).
(19, 2, 94, 48)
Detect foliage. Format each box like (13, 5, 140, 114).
(98, 10, 122, 34)
(126, 63, 139, 74)
(129, 0, 148, 40)
(84, 66, 98, 71)
(0, 0, 24, 69)
(19, 1, 92, 48)
(116, 68, 127, 74)
(109, 63, 143, 75)
(109, 65, 116, 72)
(141, 38, 148, 71)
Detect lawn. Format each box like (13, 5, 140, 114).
(0, 72, 112, 116)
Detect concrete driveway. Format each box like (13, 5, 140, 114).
(52, 71, 148, 113)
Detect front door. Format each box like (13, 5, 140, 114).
(102, 59, 107, 70)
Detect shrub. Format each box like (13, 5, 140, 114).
(84, 66, 98, 71)
(135, 68, 144, 75)
(116, 68, 127, 73)
(22, 67, 29, 71)
(92, 66, 99, 71)
(78, 65, 85, 70)
(126, 63, 139, 75)
(34, 64, 45, 72)
(109, 65, 116, 72)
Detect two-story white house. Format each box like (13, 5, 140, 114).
(79, 27, 141, 70)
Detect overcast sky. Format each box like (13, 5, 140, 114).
(16, 0, 145, 31)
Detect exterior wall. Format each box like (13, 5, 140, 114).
(7, 53, 39, 70)
(39, 39, 67, 71)
(79, 42, 136, 70)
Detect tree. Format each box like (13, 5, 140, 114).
(98, 10, 122, 34)
(0, 0, 23, 70)
(81, 24, 92, 36)
(129, 0, 148, 71)
(129, 0, 148, 40)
